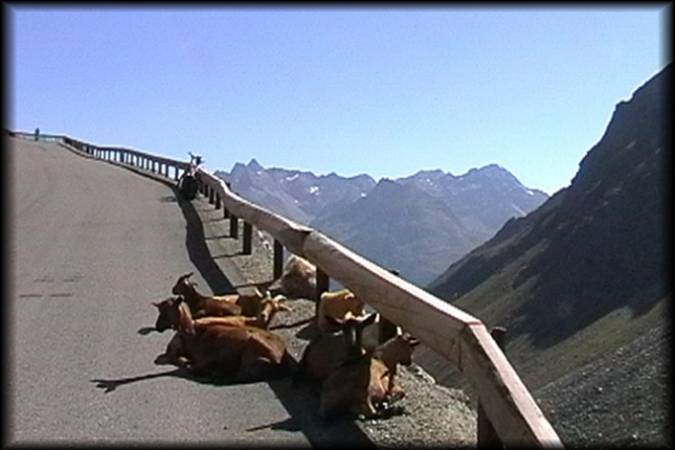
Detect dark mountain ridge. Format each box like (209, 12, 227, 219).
(429, 65, 670, 348)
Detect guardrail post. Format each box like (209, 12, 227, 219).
(477, 326, 507, 449)
(222, 182, 230, 218)
(174, 166, 179, 181)
(243, 222, 253, 255)
(215, 192, 221, 210)
(209, 186, 215, 204)
(316, 268, 330, 315)
(230, 214, 239, 239)
(273, 239, 283, 279)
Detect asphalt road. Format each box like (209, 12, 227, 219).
(7, 137, 372, 446)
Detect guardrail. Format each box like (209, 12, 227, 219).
(9, 129, 563, 448)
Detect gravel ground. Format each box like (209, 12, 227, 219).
(534, 323, 671, 448)
(194, 193, 478, 447)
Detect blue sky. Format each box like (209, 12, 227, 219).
(8, 6, 669, 194)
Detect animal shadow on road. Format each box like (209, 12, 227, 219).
(90, 367, 279, 394)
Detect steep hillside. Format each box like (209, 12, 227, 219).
(398, 164, 548, 237)
(310, 179, 481, 284)
(421, 65, 670, 397)
(311, 166, 547, 285)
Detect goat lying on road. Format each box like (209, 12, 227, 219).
(190, 294, 292, 330)
(153, 300, 292, 381)
(171, 272, 267, 318)
(319, 332, 420, 420)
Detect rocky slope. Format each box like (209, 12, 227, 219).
(309, 178, 483, 284)
(534, 322, 671, 447)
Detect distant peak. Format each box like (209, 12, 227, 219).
(414, 169, 446, 178)
(478, 163, 506, 172)
(247, 158, 263, 170)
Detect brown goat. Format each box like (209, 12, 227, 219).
(318, 332, 420, 420)
(192, 294, 292, 330)
(370, 333, 420, 400)
(294, 313, 377, 383)
(317, 289, 365, 333)
(153, 294, 291, 366)
(268, 255, 316, 300)
(153, 301, 292, 381)
(171, 272, 266, 318)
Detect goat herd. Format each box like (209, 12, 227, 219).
(148, 256, 420, 421)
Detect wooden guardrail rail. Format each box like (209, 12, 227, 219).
(9, 130, 563, 448)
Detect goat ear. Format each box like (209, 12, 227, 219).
(152, 301, 161, 308)
(361, 313, 377, 327)
(278, 303, 292, 312)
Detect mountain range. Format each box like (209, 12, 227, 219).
(215, 161, 548, 285)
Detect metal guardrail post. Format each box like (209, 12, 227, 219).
(273, 239, 284, 280)
(223, 181, 231, 218)
(215, 192, 221, 210)
(230, 214, 239, 239)
(477, 326, 507, 449)
(243, 222, 253, 255)
(315, 268, 330, 316)
(209, 185, 215, 204)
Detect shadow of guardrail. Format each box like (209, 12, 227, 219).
(171, 186, 237, 295)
